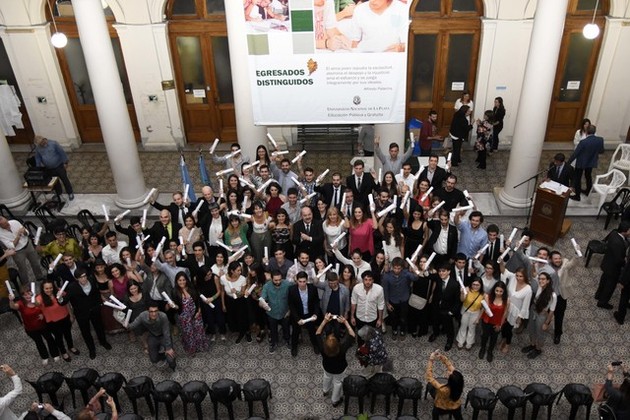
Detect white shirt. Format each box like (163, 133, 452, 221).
(351, 283, 385, 322)
(208, 217, 224, 246)
(505, 273, 532, 326)
(102, 241, 128, 265)
(0, 375, 22, 420)
(395, 173, 416, 192)
(0, 220, 29, 251)
(350, 0, 408, 52)
(434, 225, 449, 255)
(220, 275, 247, 298)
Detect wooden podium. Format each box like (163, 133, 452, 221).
(530, 186, 570, 246)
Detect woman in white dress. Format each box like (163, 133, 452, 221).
(499, 265, 532, 354)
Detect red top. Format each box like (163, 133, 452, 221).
(481, 299, 506, 327)
(266, 196, 284, 218)
(350, 221, 374, 255)
(36, 295, 70, 323)
(17, 301, 47, 332)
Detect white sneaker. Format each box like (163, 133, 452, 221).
(220, 335, 226, 342)
(53, 356, 60, 362)
(42, 359, 49, 366)
(210, 335, 216, 342)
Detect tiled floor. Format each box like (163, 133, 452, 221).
(1, 143, 625, 419)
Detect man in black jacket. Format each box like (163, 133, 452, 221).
(149, 210, 182, 248)
(597, 221, 630, 309)
(150, 191, 190, 228)
(288, 272, 321, 357)
(427, 210, 458, 267)
(114, 216, 149, 251)
(314, 172, 346, 209)
(428, 263, 461, 351)
(292, 207, 324, 261)
(418, 154, 449, 189)
(58, 268, 111, 359)
(546, 153, 574, 188)
(346, 160, 376, 208)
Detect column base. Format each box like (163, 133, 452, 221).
(0, 190, 32, 209)
(114, 192, 150, 209)
(495, 186, 533, 209)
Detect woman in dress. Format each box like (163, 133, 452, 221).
(499, 266, 532, 354)
(478, 281, 508, 362)
(264, 182, 285, 218)
(93, 259, 120, 333)
(323, 206, 347, 264)
(449, 105, 473, 167)
(108, 263, 130, 302)
(221, 260, 252, 343)
(124, 281, 147, 349)
(37, 279, 79, 362)
(522, 272, 556, 359)
(119, 247, 143, 284)
(408, 255, 435, 337)
(339, 264, 358, 292)
(211, 252, 228, 278)
(245, 262, 268, 342)
(9, 285, 60, 365)
(344, 205, 377, 261)
(224, 214, 249, 254)
(249, 201, 272, 262)
(490, 96, 505, 152)
(179, 214, 202, 255)
(573, 118, 591, 147)
(170, 272, 209, 354)
(255, 144, 273, 175)
(426, 350, 464, 419)
(195, 268, 226, 342)
(269, 208, 293, 259)
(403, 203, 429, 259)
(414, 178, 433, 211)
(313, 198, 328, 221)
(455, 277, 484, 350)
(378, 217, 404, 261)
(83, 232, 103, 266)
(224, 189, 242, 215)
(370, 251, 387, 286)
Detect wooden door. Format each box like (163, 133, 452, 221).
(546, 0, 607, 142)
(169, 27, 236, 143)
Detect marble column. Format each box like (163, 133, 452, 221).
(0, 132, 31, 208)
(224, 0, 267, 160)
(72, 0, 147, 208)
(498, 0, 569, 208)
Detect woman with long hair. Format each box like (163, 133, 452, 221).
(379, 171, 398, 198)
(499, 265, 532, 354)
(573, 118, 591, 147)
(323, 206, 347, 264)
(255, 144, 273, 174)
(316, 313, 356, 407)
(378, 217, 404, 261)
(221, 260, 251, 343)
(224, 214, 249, 253)
(264, 182, 285, 218)
(474, 257, 499, 293)
(170, 272, 209, 354)
(195, 268, 226, 341)
(227, 174, 242, 195)
(414, 178, 433, 211)
(224, 189, 242, 214)
(107, 263, 130, 301)
(339, 264, 358, 292)
(455, 277, 484, 350)
(478, 281, 508, 362)
(179, 214, 202, 255)
(490, 96, 505, 152)
(37, 279, 79, 362)
(245, 262, 268, 343)
(249, 201, 272, 262)
(269, 208, 293, 259)
(119, 247, 143, 283)
(9, 285, 60, 365)
(522, 272, 556, 359)
(124, 281, 148, 350)
(344, 205, 378, 261)
(426, 350, 464, 419)
(408, 255, 435, 337)
(369, 251, 387, 285)
(403, 203, 429, 259)
(314, 198, 328, 221)
(448, 105, 473, 167)
(84, 233, 103, 266)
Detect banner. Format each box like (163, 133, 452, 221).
(244, 0, 411, 125)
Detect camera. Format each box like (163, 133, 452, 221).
(612, 361, 623, 366)
(37, 404, 44, 409)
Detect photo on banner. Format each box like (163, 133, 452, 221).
(244, 0, 412, 125)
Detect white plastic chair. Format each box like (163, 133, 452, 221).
(608, 144, 630, 185)
(592, 169, 627, 210)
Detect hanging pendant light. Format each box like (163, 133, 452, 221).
(47, 1, 68, 48)
(583, 0, 601, 39)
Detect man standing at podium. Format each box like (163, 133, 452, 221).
(546, 153, 574, 188)
(567, 125, 604, 201)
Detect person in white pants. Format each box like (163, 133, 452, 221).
(456, 278, 484, 349)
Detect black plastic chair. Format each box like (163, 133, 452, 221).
(180, 380, 209, 420)
(368, 372, 397, 415)
(152, 380, 182, 420)
(524, 383, 559, 420)
(123, 376, 155, 416)
(0, 204, 17, 220)
(497, 385, 531, 420)
(396, 377, 423, 417)
(77, 209, 99, 229)
(65, 368, 99, 408)
(242, 378, 272, 419)
(27, 372, 65, 406)
(34, 205, 59, 232)
(466, 387, 499, 420)
(66, 223, 83, 242)
(342, 375, 369, 415)
(597, 187, 630, 229)
(558, 383, 593, 420)
(424, 377, 448, 400)
(584, 240, 607, 268)
(117, 415, 143, 420)
(40, 255, 53, 273)
(95, 372, 127, 412)
(209, 379, 240, 420)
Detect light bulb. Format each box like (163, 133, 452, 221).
(51, 32, 68, 48)
(582, 23, 600, 39)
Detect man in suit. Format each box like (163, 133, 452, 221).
(596, 221, 630, 309)
(346, 159, 376, 207)
(114, 216, 149, 251)
(418, 155, 449, 189)
(150, 191, 190, 228)
(428, 263, 461, 351)
(340, 189, 361, 220)
(451, 253, 474, 287)
(568, 125, 604, 201)
(427, 209, 459, 267)
(505, 229, 539, 273)
(149, 210, 181, 248)
(193, 186, 225, 227)
(546, 153, 574, 188)
(484, 224, 503, 263)
(614, 256, 630, 325)
(292, 207, 324, 261)
(182, 241, 212, 281)
(288, 271, 321, 357)
(315, 172, 345, 209)
(52, 253, 89, 285)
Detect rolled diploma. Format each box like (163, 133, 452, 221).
(30, 282, 36, 302)
(299, 193, 316, 205)
(508, 228, 518, 242)
(378, 168, 382, 183)
(228, 251, 244, 263)
(571, 238, 583, 257)
(114, 209, 131, 222)
(411, 244, 423, 261)
(514, 236, 529, 251)
(264, 247, 269, 260)
(109, 295, 127, 310)
(124, 309, 132, 327)
(291, 150, 307, 164)
(126, 257, 132, 267)
(377, 204, 396, 218)
(244, 160, 260, 170)
(246, 284, 256, 296)
(152, 242, 164, 262)
(425, 252, 437, 268)
(302, 315, 318, 323)
(193, 200, 204, 215)
(161, 291, 175, 306)
(335, 263, 340, 274)
(400, 191, 410, 209)
(409, 131, 415, 143)
(215, 240, 231, 251)
(393, 195, 399, 208)
(481, 300, 494, 317)
(179, 236, 186, 256)
(186, 228, 195, 242)
(144, 188, 157, 204)
(219, 178, 224, 197)
(209, 138, 220, 154)
(142, 209, 148, 229)
(291, 176, 304, 189)
(463, 189, 471, 199)
(234, 245, 249, 255)
(239, 177, 255, 189)
(475, 243, 490, 259)
(446, 152, 452, 162)
(341, 192, 347, 207)
(259, 297, 271, 311)
(50, 253, 63, 270)
(34, 227, 43, 246)
(5, 281, 14, 297)
(317, 264, 333, 278)
(406, 258, 419, 272)
(316, 169, 329, 183)
(216, 168, 234, 177)
(266, 133, 278, 148)
(453, 204, 474, 212)
(457, 278, 467, 295)
(368, 194, 375, 208)
(183, 184, 190, 201)
(331, 231, 347, 247)
(200, 294, 215, 308)
(429, 200, 445, 215)
(468, 259, 473, 270)
(159, 236, 167, 247)
(242, 196, 248, 212)
(382, 241, 388, 258)
(499, 234, 505, 250)
(528, 256, 548, 264)
(257, 179, 273, 193)
(271, 150, 289, 156)
(420, 187, 434, 203)
(102, 204, 109, 222)
(104, 301, 125, 310)
(227, 149, 241, 159)
(416, 166, 425, 179)
(497, 247, 511, 263)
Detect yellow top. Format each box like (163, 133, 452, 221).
(425, 354, 461, 410)
(462, 290, 483, 312)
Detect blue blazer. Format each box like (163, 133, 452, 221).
(569, 135, 604, 169)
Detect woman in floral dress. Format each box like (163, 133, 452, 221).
(170, 272, 209, 355)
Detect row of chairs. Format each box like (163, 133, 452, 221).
(27, 369, 272, 420)
(341, 373, 595, 420)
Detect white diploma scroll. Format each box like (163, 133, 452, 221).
(30, 282, 36, 302)
(239, 177, 255, 189)
(377, 204, 396, 218)
(102, 204, 109, 222)
(266, 133, 278, 148)
(453, 204, 474, 213)
(420, 187, 434, 203)
(475, 244, 490, 260)
(457, 278, 467, 296)
(246, 284, 256, 296)
(243, 160, 260, 171)
(227, 149, 241, 159)
(302, 315, 318, 324)
(144, 188, 157, 204)
(481, 300, 494, 317)
(514, 236, 529, 251)
(50, 253, 63, 271)
(330, 231, 347, 248)
(410, 131, 415, 143)
(209, 138, 220, 154)
(463, 190, 471, 200)
(316, 169, 329, 184)
(259, 297, 271, 312)
(183, 184, 190, 201)
(571, 238, 583, 257)
(104, 301, 125, 310)
(317, 264, 333, 278)
(335, 263, 340, 274)
(124, 310, 133, 327)
(219, 179, 224, 197)
(368, 194, 375, 209)
(411, 244, 423, 262)
(161, 291, 175, 306)
(291, 176, 304, 189)
(215, 168, 234, 177)
(497, 247, 511, 263)
(264, 246, 269, 261)
(291, 150, 307, 164)
(382, 241, 388, 259)
(114, 210, 131, 223)
(5, 281, 14, 297)
(186, 228, 195, 243)
(425, 252, 437, 268)
(499, 234, 505, 250)
(446, 152, 452, 162)
(179, 236, 186, 256)
(508, 228, 518, 242)
(271, 150, 289, 157)
(34, 227, 43, 246)
(468, 259, 473, 270)
(400, 191, 410, 209)
(109, 295, 127, 310)
(528, 256, 549, 264)
(215, 240, 232, 252)
(378, 168, 382, 183)
(200, 294, 215, 308)
(257, 179, 273, 193)
(299, 193, 317, 205)
(56, 281, 69, 300)
(406, 258, 419, 272)
(142, 209, 148, 229)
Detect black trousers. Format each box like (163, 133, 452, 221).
(491, 123, 503, 151)
(451, 139, 463, 165)
(431, 309, 455, 343)
(480, 321, 500, 354)
(26, 328, 59, 359)
(596, 270, 620, 305)
(388, 301, 409, 332)
(48, 315, 75, 354)
(76, 310, 108, 354)
(268, 316, 289, 346)
(147, 334, 176, 369)
(45, 164, 73, 195)
(616, 284, 630, 321)
(554, 296, 567, 338)
(501, 322, 514, 344)
(573, 167, 593, 198)
(291, 316, 318, 351)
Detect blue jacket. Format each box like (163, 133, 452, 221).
(568, 135, 604, 169)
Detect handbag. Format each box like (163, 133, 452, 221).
(409, 279, 431, 310)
